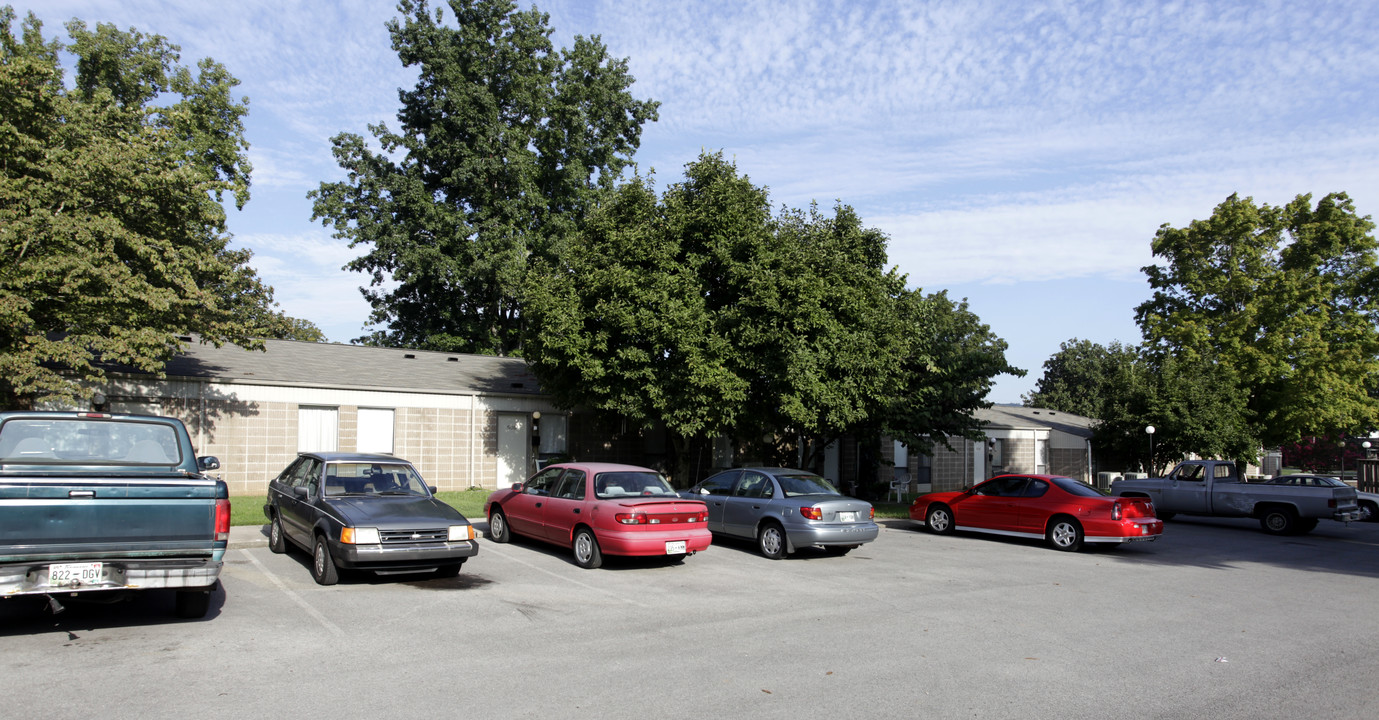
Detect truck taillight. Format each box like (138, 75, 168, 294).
(1329, 498, 1337, 508)
(214, 498, 231, 541)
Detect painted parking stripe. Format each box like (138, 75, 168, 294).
(240, 548, 345, 637)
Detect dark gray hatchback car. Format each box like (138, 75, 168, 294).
(681, 467, 879, 559)
(263, 452, 478, 585)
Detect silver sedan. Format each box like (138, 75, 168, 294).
(682, 467, 879, 558)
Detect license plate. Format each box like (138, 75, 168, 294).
(837, 511, 858, 522)
(665, 541, 687, 554)
(49, 562, 103, 588)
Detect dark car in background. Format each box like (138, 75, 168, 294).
(682, 467, 878, 559)
(263, 452, 478, 585)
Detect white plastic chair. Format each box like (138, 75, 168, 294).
(888, 470, 910, 502)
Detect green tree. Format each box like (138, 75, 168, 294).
(879, 290, 1023, 457)
(1022, 339, 1139, 420)
(311, 0, 659, 355)
(523, 152, 1018, 481)
(1136, 192, 1379, 449)
(0, 9, 305, 409)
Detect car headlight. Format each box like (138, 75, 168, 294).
(341, 527, 381, 544)
(448, 525, 474, 542)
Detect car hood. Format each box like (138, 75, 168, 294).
(325, 496, 467, 529)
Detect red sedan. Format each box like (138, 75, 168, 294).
(484, 462, 711, 568)
(910, 474, 1163, 551)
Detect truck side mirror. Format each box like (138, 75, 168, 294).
(198, 456, 220, 471)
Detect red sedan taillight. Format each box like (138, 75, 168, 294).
(615, 510, 708, 524)
(215, 498, 231, 541)
(800, 506, 822, 520)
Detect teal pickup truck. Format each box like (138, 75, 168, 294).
(0, 411, 229, 618)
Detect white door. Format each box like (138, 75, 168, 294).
(496, 413, 530, 488)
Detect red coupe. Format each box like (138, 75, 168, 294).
(910, 474, 1163, 551)
(484, 462, 712, 568)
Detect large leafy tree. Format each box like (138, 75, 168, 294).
(0, 9, 312, 410)
(311, 0, 659, 354)
(523, 152, 1017, 480)
(879, 290, 1023, 456)
(1022, 339, 1140, 420)
(1136, 192, 1379, 449)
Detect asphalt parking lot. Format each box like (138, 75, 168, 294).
(4, 516, 1378, 720)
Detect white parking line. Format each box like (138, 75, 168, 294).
(240, 548, 345, 637)
(482, 544, 650, 608)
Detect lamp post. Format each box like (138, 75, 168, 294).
(1145, 425, 1156, 475)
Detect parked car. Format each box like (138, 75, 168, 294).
(1259, 474, 1379, 523)
(681, 467, 878, 559)
(263, 452, 479, 585)
(1361, 489, 1379, 522)
(485, 462, 711, 569)
(911, 474, 1163, 552)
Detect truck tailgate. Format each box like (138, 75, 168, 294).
(0, 478, 221, 562)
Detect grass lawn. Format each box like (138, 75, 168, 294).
(229, 488, 493, 527)
(232, 489, 906, 526)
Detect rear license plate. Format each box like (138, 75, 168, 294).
(49, 562, 103, 588)
(837, 511, 858, 522)
(665, 541, 687, 554)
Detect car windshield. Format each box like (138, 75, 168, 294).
(594, 471, 675, 499)
(323, 462, 429, 497)
(1050, 476, 1109, 497)
(777, 473, 841, 497)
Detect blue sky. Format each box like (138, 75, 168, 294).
(27, 1, 1379, 403)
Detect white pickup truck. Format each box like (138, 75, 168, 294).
(1112, 459, 1363, 535)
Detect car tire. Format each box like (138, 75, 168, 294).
(435, 562, 464, 578)
(925, 505, 954, 535)
(1259, 507, 1299, 535)
(174, 585, 213, 619)
(1047, 517, 1084, 552)
(488, 508, 511, 543)
(268, 514, 287, 554)
(311, 535, 340, 585)
(1361, 500, 1378, 523)
(572, 527, 603, 569)
(823, 545, 854, 556)
(758, 522, 787, 560)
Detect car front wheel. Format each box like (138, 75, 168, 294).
(925, 505, 954, 535)
(488, 509, 510, 543)
(1047, 517, 1084, 551)
(572, 528, 603, 569)
(311, 535, 339, 585)
(758, 522, 787, 560)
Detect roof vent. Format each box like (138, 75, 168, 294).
(447, 357, 459, 362)
(404, 353, 416, 359)
(511, 382, 525, 389)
